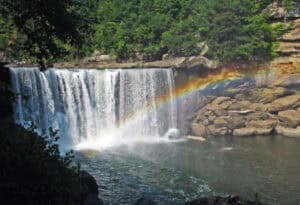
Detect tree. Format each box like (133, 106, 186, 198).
(196, 0, 274, 63)
(0, 0, 79, 69)
(162, 18, 200, 57)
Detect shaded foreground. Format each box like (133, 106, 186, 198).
(0, 119, 103, 205)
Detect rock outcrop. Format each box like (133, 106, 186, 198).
(79, 171, 103, 205)
(190, 72, 300, 138)
(54, 55, 218, 71)
(272, 18, 300, 71)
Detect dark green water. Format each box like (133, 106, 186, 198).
(75, 136, 300, 205)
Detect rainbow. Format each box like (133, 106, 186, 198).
(119, 65, 273, 126)
(77, 63, 299, 152)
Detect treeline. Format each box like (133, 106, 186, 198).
(0, 0, 296, 66)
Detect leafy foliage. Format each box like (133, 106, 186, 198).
(0, 0, 297, 65)
(94, 0, 201, 60)
(0, 0, 79, 68)
(196, 0, 276, 63)
(0, 121, 80, 205)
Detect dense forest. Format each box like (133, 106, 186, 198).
(0, 0, 296, 67)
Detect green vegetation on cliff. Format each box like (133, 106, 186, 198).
(0, 0, 296, 66)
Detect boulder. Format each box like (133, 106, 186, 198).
(185, 56, 218, 70)
(271, 74, 300, 88)
(213, 117, 228, 128)
(208, 125, 228, 136)
(228, 100, 251, 110)
(197, 41, 209, 56)
(266, 94, 300, 113)
(233, 128, 256, 137)
(276, 125, 300, 138)
(206, 97, 232, 111)
(245, 119, 277, 129)
(162, 53, 171, 60)
(218, 100, 233, 110)
(278, 110, 300, 127)
(233, 127, 273, 137)
(144, 57, 186, 68)
(246, 112, 270, 121)
(191, 123, 207, 136)
(95, 55, 113, 62)
(224, 88, 244, 97)
(226, 115, 245, 130)
(249, 103, 267, 112)
(252, 87, 291, 103)
(213, 109, 228, 117)
(211, 96, 231, 105)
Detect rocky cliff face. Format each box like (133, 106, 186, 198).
(188, 15, 300, 139)
(273, 18, 300, 71)
(189, 70, 300, 138)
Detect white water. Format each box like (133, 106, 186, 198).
(9, 67, 178, 149)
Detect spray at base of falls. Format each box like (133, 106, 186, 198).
(9, 68, 178, 150)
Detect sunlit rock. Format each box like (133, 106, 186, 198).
(276, 125, 300, 138)
(266, 94, 300, 113)
(278, 110, 300, 127)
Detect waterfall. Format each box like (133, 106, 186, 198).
(9, 67, 178, 149)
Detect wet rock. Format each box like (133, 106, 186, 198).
(276, 125, 300, 138)
(278, 110, 300, 127)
